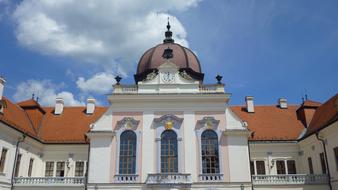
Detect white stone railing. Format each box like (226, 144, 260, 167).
(199, 173, 224, 182)
(146, 173, 191, 185)
(252, 174, 329, 185)
(113, 174, 139, 183)
(113, 85, 138, 94)
(14, 177, 85, 185)
(199, 84, 224, 93)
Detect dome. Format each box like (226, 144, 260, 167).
(134, 21, 204, 82)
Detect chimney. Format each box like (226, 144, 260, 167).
(54, 97, 64, 115)
(86, 98, 95, 114)
(0, 77, 5, 100)
(278, 98, 288, 109)
(245, 96, 254, 113)
(0, 77, 5, 113)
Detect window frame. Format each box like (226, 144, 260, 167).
(154, 114, 184, 174)
(308, 157, 314, 174)
(28, 158, 34, 177)
(14, 154, 22, 177)
(287, 160, 297, 174)
(319, 152, 327, 174)
(44, 161, 55, 177)
(160, 130, 178, 173)
(334, 147, 338, 171)
(118, 130, 137, 174)
(0, 148, 8, 173)
(201, 129, 220, 174)
(74, 161, 85, 177)
(56, 161, 65, 177)
(114, 117, 141, 176)
(196, 117, 223, 176)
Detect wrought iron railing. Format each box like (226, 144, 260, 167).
(252, 174, 329, 185)
(14, 177, 85, 185)
(146, 173, 191, 185)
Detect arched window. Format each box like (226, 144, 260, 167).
(201, 130, 220, 174)
(161, 130, 178, 173)
(119, 130, 137, 174)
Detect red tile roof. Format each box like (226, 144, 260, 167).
(38, 107, 107, 143)
(231, 105, 305, 140)
(303, 94, 338, 137)
(0, 97, 107, 143)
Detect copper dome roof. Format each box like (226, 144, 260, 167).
(134, 21, 204, 82)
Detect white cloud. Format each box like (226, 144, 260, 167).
(13, 79, 83, 106)
(76, 72, 115, 94)
(12, 0, 200, 73)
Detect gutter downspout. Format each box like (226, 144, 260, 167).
(85, 136, 90, 190)
(316, 132, 332, 190)
(10, 133, 26, 190)
(85, 123, 95, 190)
(247, 138, 254, 190)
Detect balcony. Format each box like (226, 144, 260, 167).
(113, 174, 139, 183)
(113, 84, 225, 94)
(146, 173, 191, 185)
(252, 174, 329, 185)
(199, 173, 224, 182)
(14, 177, 85, 186)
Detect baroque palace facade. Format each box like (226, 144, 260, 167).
(0, 23, 337, 190)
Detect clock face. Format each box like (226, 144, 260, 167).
(162, 72, 175, 83)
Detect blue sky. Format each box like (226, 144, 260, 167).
(0, 0, 337, 106)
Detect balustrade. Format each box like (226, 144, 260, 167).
(146, 173, 191, 185)
(14, 177, 85, 185)
(199, 173, 224, 182)
(113, 174, 138, 183)
(252, 174, 329, 185)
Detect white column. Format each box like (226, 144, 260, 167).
(183, 111, 197, 180)
(141, 111, 154, 182)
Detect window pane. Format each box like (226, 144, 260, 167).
(119, 130, 137, 174)
(14, 154, 22, 177)
(0, 148, 8, 173)
(45, 162, 54, 177)
(28, 158, 34, 177)
(250, 161, 255, 175)
(276, 160, 286, 174)
(308, 157, 314, 174)
(56, 162, 65, 177)
(320, 153, 327, 174)
(287, 160, 297, 174)
(75, 161, 85, 177)
(161, 130, 178, 173)
(201, 130, 219, 174)
(334, 147, 338, 171)
(256, 161, 266, 175)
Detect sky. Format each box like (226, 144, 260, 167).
(0, 0, 337, 106)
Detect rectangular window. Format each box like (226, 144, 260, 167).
(287, 160, 297, 174)
(28, 158, 34, 177)
(0, 148, 8, 173)
(276, 160, 286, 174)
(320, 153, 327, 174)
(250, 161, 255, 175)
(75, 161, 84, 177)
(334, 147, 338, 171)
(308, 157, 314, 174)
(256, 161, 266, 175)
(56, 162, 65, 177)
(45, 162, 54, 177)
(14, 154, 22, 177)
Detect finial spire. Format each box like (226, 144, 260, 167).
(163, 17, 174, 43)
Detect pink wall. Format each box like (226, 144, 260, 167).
(195, 111, 230, 182)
